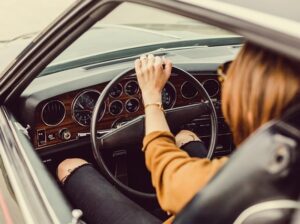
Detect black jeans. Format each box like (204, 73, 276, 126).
(63, 141, 207, 224)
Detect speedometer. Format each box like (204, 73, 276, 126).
(72, 90, 105, 126)
(162, 82, 176, 109)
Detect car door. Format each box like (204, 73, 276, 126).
(1, 1, 299, 224)
(0, 1, 123, 223)
(0, 107, 74, 223)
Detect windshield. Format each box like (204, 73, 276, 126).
(47, 2, 237, 70)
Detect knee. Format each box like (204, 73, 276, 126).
(57, 158, 88, 183)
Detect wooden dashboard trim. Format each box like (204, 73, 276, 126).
(32, 73, 220, 149)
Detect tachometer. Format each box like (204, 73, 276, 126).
(72, 90, 105, 126)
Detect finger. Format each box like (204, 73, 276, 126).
(140, 55, 148, 72)
(163, 58, 173, 76)
(146, 54, 155, 74)
(135, 59, 142, 75)
(135, 59, 144, 87)
(140, 54, 147, 61)
(147, 54, 155, 66)
(154, 56, 163, 72)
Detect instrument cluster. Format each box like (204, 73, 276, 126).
(40, 79, 180, 129)
(36, 72, 221, 149)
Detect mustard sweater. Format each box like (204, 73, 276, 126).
(143, 131, 228, 223)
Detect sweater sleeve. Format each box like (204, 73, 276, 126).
(143, 131, 228, 214)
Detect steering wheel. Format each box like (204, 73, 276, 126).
(90, 66, 218, 199)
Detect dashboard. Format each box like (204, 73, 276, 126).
(31, 71, 222, 149)
(17, 45, 239, 157)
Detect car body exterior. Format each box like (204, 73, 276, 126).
(0, 0, 299, 223)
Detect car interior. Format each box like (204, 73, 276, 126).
(8, 2, 300, 223)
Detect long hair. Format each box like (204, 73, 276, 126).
(222, 42, 300, 145)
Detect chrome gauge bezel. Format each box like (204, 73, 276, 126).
(124, 80, 139, 96)
(125, 97, 140, 113)
(180, 81, 199, 99)
(109, 100, 124, 116)
(109, 83, 123, 98)
(71, 89, 106, 127)
(202, 79, 220, 97)
(41, 100, 66, 126)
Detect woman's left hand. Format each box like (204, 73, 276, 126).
(135, 54, 172, 105)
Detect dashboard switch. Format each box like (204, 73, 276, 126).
(47, 133, 56, 141)
(37, 129, 46, 146)
(59, 129, 71, 141)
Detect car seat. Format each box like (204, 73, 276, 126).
(173, 104, 300, 224)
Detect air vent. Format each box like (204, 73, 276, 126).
(41, 100, 66, 126)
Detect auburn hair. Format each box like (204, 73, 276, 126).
(221, 42, 300, 145)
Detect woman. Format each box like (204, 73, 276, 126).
(57, 42, 300, 223)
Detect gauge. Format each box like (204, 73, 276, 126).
(109, 100, 123, 115)
(162, 82, 176, 109)
(109, 83, 123, 98)
(203, 79, 220, 97)
(125, 98, 139, 113)
(72, 90, 105, 126)
(181, 81, 198, 99)
(125, 80, 139, 95)
(41, 100, 66, 126)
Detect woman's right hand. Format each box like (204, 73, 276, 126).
(175, 130, 201, 147)
(135, 54, 172, 105)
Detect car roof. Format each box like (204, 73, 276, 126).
(179, 0, 300, 36)
(176, 0, 300, 60)
(219, 0, 300, 23)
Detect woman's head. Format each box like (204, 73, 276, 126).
(221, 42, 300, 145)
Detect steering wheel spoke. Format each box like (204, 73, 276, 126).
(98, 115, 145, 150)
(98, 102, 211, 150)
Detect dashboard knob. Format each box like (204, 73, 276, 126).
(59, 128, 71, 140)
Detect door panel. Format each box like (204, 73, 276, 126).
(0, 106, 73, 224)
